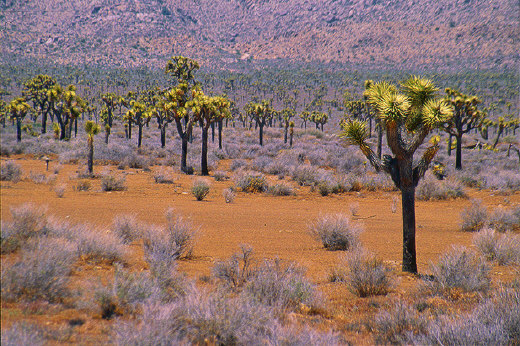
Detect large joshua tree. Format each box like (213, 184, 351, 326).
(85, 120, 100, 175)
(189, 88, 231, 175)
(441, 88, 485, 170)
(165, 56, 199, 174)
(341, 76, 452, 273)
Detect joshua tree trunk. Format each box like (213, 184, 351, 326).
(401, 184, 417, 273)
(492, 125, 504, 149)
(137, 123, 143, 148)
(160, 124, 167, 148)
(284, 124, 288, 143)
(128, 119, 132, 139)
(447, 134, 453, 156)
(41, 112, 47, 134)
(259, 123, 264, 146)
(211, 122, 215, 143)
(16, 118, 22, 142)
(74, 118, 78, 138)
(377, 122, 383, 159)
(455, 134, 463, 170)
(87, 137, 94, 175)
(201, 124, 210, 176)
(218, 120, 223, 150)
(289, 129, 294, 147)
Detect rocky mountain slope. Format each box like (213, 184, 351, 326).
(1, 0, 518, 70)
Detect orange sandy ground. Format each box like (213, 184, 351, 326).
(1, 156, 519, 344)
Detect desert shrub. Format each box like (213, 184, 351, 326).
(122, 153, 150, 170)
(222, 187, 235, 203)
(1, 323, 44, 346)
(373, 300, 427, 344)
(191, 179, 210, 201)
(426, 246, 490, 295)
(230, 159, 248, 171)
(460, 199, 488, 232)
(243, 259, 322, 312)
(414, 315, 509, 345)
(1, 160, 22, 182)
(112, 214, 141, 244)
(101, 173, 127, 191)
(317, 180, 333, 196)
(29, 172, 47, 184)
(96, 265, 161, 318)
(212, 245, 255, 289)
(488, 206, 520, 232)
(76, 226, 128, 264)
(416, 173, 467, 201)
(235, 171, 268, 193)
(267, 183, 295, 196)
(153, 168, 175, 184)
(269, 325, 341, 345)
(213, 170, 227, 181)
(1, 237, 76, 302)
(360, 173, 396, 192)
(292, 165, 321, 186)
(1, 204, 47, 253)
(54, 184, 66, 198)
(144, 210, 197, 264)
(338, 249, 393, 297)
(473, 229, 520, 265)
(309, 214, 362, 251)
(75, 180, 91, 191)
(114, 290, 276, 345)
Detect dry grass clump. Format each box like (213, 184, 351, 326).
(1, 204, 47, 254)
(332, 249, 393, 297)
(460, 199, 488, 232)
(473, 229, 520, 265)
(424, 246, 491, 296)
(235, 171, 268, 193)
(222, 187, 235, 203)
(101, 173, 127, 191)
(1, 160, 22, 182)
(309, 213, 362, 251)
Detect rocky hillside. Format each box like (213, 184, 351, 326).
(0, 0, 518, 70)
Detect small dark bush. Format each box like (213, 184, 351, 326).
(213, 170, 228, 181)
(153, 168, 175, 184)
(1, 160, 22, 182)
(309, 214, 362, 251)
(191, 179, 210, 201)
(416, 172, 467, 201)
(75, 180, 91, 191)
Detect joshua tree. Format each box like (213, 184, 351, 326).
(85, 120, 100, 175)
(165, 56, 199, 174)
(310, 111, 328, 131)
(124, 100, 150, 148)
(289, 121, 295, 147)
(441, 88, 485, 170)
(0, 99, 7, 128)
(101, 92, 119, 127)
(189, 89, 231, 175)
(7, 97, 32, 142)
(22, 74, 57, 134)
(341, 76, 452, 273)
(245, 100, 272, 146)
(299, 111, 310, 129)
(48, 84, 86, 140)
(281, 107, 296, 144)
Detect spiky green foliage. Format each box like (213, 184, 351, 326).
(85, 120, 101, 137)
(165, 56, 200, 84)
(22, 74, 57, 134)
